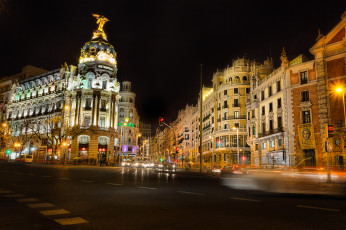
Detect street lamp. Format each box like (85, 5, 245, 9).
(335, 86, 346, 126)
(232, 127, 239, 165)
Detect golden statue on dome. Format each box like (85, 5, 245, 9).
(92, 14, 109, 40)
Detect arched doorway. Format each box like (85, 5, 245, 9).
(78, 135, 90, 163)
(98, 136, 110, 164)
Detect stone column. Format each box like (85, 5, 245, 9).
(109, 98, 113, 128)
(74, 95, 79, 125)
(91, 94, 96, 126)
(89, 136, 99, 162)
(96, 95, 100, 126)
(78, 95, 82, 125)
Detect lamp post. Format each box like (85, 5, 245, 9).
(233, 127, 239, 165)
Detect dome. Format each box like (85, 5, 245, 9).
(79, 37, 117, 66)
(79, 14, 117, 66)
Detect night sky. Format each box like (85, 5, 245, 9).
(0, 0, 345, 129)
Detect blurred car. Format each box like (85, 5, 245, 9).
(221, 166, 245, 175)
(142, 162, 155, 168)
(208, 165, 222, 174)
(155, 162, 164, 170)
(131, 161, 142, 167)
(24, 155, 33, 163)
(163, 163, 176, 172)
(121, 161, 132, 167)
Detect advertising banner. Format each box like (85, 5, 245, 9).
(298, 123, 316, 149)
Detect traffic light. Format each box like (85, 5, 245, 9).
(242, 156, 246, 161)
(175, 147, 179, 153)
(328, 124, 334, 137)
(6, 149, 11, 155)
(182, 153, 185, 160)
(159, 117, 164, 126)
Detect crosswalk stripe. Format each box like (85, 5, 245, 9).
(40, 209, 70, 216)
(0, 190, 13, 194)
(27, 203, 54, 208)
(4, 194, 25, 198)
(17, 198, 40, 202)
(54, 217, 89, 225)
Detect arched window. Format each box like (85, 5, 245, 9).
(243, 76, 247, 81)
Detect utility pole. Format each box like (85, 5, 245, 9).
(199, 64, 203, 173)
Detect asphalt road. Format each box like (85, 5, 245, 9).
(1, 163, 346, 230)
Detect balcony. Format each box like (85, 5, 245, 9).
(222, 105, 228, 109)
(84, 106, 92, 111)
(232, 104, 240, 108)
(258, 127, 284, 138)
(100, 107, 107, 112)
(203, 124, 210, 131)
(217, 107, 221, 111)
(228, 115, 246, 120)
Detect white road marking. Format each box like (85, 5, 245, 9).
(4, 194, 25, 198)
(42, 176, 52, 178)
(231, 197, 261, 202)
(297, 205, 341, 212)
(178, 191, 205, 196)
(80, 180, 94, 183)
(54, 217, 89, 225)
(106, 183, 123, 186)
(0, 190, 13, 194)
(17, 198, 40, 202)
(59, 177, 71, 180)
(137, 186, 157, 190)
(40, 209, 70, 216)
(27, 203, 55, 208)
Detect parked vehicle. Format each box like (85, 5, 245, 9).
(221, 165, 245, 175)
(208, 165, 222, 174)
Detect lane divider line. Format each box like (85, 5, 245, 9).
(4, 194, 25, 198)
(178, 191, 205, 196)
(27, 203, 55, 208)
(231, 197, 261, 202)
(297, 205, 341, 212)
(40, 209, 70, 216)
(137, 186, 157, 190)
(80, 180, 94, 183)
(42, 176, 52, 178)
(54, 217, 89, 225)
(106, 183, 123, 186)
(59, 178, 71, 180)
(17, 198, 40, 202)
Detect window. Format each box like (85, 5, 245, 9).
(262, 122, 265, 133)
(212, 117, 214, 124)
(269, 102, 273, 112)
(224, 90, 227, 96)
(269, 86, 272, 97)
(100, 99, 106, 111)
(253, 125, 256, 135)
(88, 79, 92, 89)
(84, 115, 91, 126)
(99, 116, 105, 127)
(102, 81, 107, 89)
(277, 98, 282, 108)
(278, 139, 283, 146)
(233, 99, 239, 107)
(234, 111, 239, 119)
(262, 106, 265, 115)
(247, 112, 250, 120)
(278, 116, 282, 128)
(269, 120, 273, 131)
(243, 76, 247, 81)
(301, 91, 309, 102)
(223, 100, 228, 108)
(261, 91, 265, 101)
(300, 71, 308, 84)
(269, 140, 274, 148)
(86, 98, 92, 109)
(302, 110, 311, 123)
(262, 142, 267, 149)
(246, 88, 250, 94)
(277, 81, 281, 92)
(234, 123, 239, 128)
(234, 88, 239, 94)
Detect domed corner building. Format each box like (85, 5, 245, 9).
(65, 15, 122, 164)
(6, 15, 123, 164)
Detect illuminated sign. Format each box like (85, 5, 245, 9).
(119, 122, 135, 127)
(98, 65, 114, 71)
(98, 148, 106, 152)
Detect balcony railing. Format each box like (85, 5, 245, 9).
(258, 127, 284, 138)
(84, 106, 92, 111)
(228, 115, 246, 120)
(232, 104, 240, 107)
